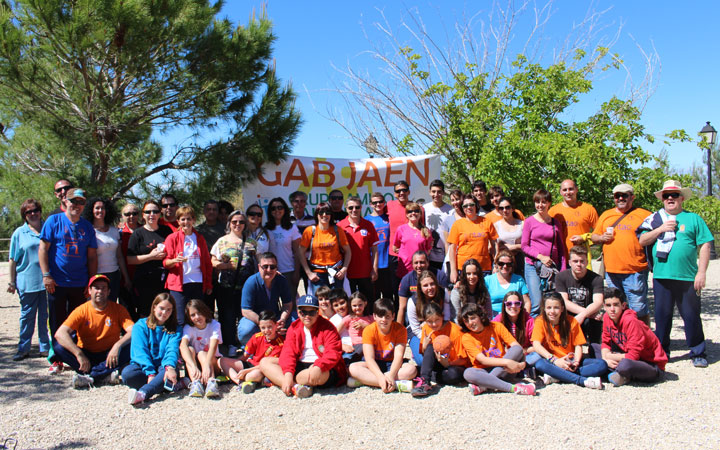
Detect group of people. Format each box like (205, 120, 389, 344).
(7, 175, 712, 403)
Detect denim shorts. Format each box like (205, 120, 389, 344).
(605, 270, 649, 317)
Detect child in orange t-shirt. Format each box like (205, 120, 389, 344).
(411, 302, 469, 397)
(530, 292, 607, 389)
(459, 303, 535, 395)
(219, 310, 284, 393)
(347, 298, 417, 392)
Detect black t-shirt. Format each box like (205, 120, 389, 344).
(555, 269, 603, 309)
(127, 225, 172, 279)
(332, 210, 348, 222)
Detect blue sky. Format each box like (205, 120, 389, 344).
(209, 1, 720, 173)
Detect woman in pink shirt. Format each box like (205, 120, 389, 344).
(393, 202, 433, 278)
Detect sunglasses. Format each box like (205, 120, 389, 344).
(317, 210, 331, 216)
(123, 211, 139, 217)
(347, 205, 361, 211)
(247, 211, 263, 217)
(371, 200, 386, 205)
(25, 208, 41, 215)
(497, 261, 513, 268)
(329, 195, 344, 200)
(394, 188, 409, 194)
(462, 203, 476, 209)
(407, 209, 421, 214)
(54, 186, 72, 193)
(298, 308, 318, 317)
(230, 220, 246, 225)
(498, 206, 512, 211)
(161, 202, 177, 208)
(269, 205, 285, 212)
(143, 209, 161, 214)
(662, 192, 680, 200)
(613, 193, 630, 199)
(505, 300, 522, 308)
(69, 199, 86, 206)
(260, 264, 277, 270)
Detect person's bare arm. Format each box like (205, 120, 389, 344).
(695, 242, 711, 291)
(87, 247, 98, 277)
(55, 325, 90, 372)
(242, 308, 260, 325)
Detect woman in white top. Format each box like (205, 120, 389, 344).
(493, 197, 524, 275)
(265, 197, 301, 293)
(84, 197, 130, 302)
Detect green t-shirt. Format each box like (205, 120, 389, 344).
(648, 210, 713, 281)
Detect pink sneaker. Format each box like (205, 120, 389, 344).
(48, 361, 64, 375)
(468, 384, 486, 396)
(514, 383, 536, 396)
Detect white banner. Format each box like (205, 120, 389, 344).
(243, 154, 442, 216)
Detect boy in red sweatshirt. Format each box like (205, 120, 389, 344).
(260, 294, 347, 398)
(601, 287, 667, 386)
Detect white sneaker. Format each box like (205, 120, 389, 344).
(293, 384, 312, 398)
(189, 380, 205, 398)
(72, 373, 95, 389)
(541, 374, 558, 386)
(128, 389, 146, 405)
(205, 378, 220, 398)
(583, 377, 603, 390)
(105, 369, 120, 385)
(395, 380, 413, 393)
(346, 376, 362, 388)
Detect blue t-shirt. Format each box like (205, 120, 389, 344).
(40, 213, 97, 287)
(9, 223, 44, 293)
(365, 214, 390, 269)
(399, 268, 449, 298)
(484, 273, 529, 314)
(241, 272, 293, 316)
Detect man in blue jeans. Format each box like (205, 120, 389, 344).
(638, 180, 712, 368)
(237, 252, 293, 346)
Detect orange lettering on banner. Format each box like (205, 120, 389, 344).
(284, 158, 309, 186)
(345, 162, 357, 189)
(258, 168, 281, 186)
(356, 161, 382, 188)
(384, 159, 404, 186)
(312, 160, 335, 187)
(406, 158, 430, 185)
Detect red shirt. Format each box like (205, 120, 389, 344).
(245, 332, 284, 366)
(338, 217, 379, 278)
(159, 217, 179, 233)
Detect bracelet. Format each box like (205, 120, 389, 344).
(42, 272, 51, 277)
(164, 365, 175, 371)
(8, 282, 15, 287)
(547, 356, 556, 363)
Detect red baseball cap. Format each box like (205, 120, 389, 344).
(87, 274, 111, 290)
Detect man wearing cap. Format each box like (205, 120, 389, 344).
(591, 183, 652, 324)
(260, 294, 346, 398)
(237, 252, 293, 346)
(49, 179, 73, 216)
(638, 180, 712, 368)
(549, 179, 598, 263)
(54, 274, 134, 388)
(39, 187, 98, 374)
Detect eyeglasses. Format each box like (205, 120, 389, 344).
(247, 211, 263, 217)
(25, 208, 41, 215)
(407, 209, 421, 214)
(613, 193, 630, 200)
(329, 195, 343, 200)
(230, 220, 246, 225)
(298, 308, 318, 317)
(394, 188, 409, 194)
(69, 199, 86, 206)
(269, 205, 285, 212)
(143, 209, 161, 215)
(260, 264, 277, 270)
(462, 203, 476, 209)
(54, 185, 72, 193)
(662, 192, 680, 200)
(497, 261, 513, 268)
(371, 200, 386, 205)
(347, 205, 361, 211)
(317, 210, 331, 216)
(498, 206, 512, 211)
(161, 202, 177, 208)
(123, 211, 139, 217)
(505, 300, 522, 308)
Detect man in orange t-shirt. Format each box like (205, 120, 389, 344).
(549, 179, 598, 263)
(591, 183, 652, 323)
(54, 275, 134, 388)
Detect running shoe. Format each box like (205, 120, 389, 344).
(72, 373, 95, 389)
(128, 389, 146, 406)
(346, 376, 362, 388)
(541, 374, 558, 386)
(12, 352, 29, 361)
(693, 357, 708, 368)
(105, 369, 121, 385)
(468, 383, 486, 396)
(292, 384, 313, 398)
(205, 378, 220, 398)
(608, 371, 629, 387)
(48, 361, 64, 375)
(513, 383, 536, 396)
(189, 380, 205, 398)
(410, 378, 432, 398)
(395, 380, 413, 393)
(240, 381, 257, 394)
(583, 377, 603, 390)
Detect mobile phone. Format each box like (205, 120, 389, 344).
(163, 378, 174, 392)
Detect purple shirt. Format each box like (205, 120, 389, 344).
(520, 216, 566, 270)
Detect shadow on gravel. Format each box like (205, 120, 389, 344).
(48, 439, 94, 449)
(666, 338, 718, 366)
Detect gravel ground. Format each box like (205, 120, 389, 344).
(0, 261, 719, 449)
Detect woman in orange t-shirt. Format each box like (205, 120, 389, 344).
(530, 292, 607, 389)
(459, 303, 535, 395)
(298, 202, 352, 295)
(447, 194, 498, 284)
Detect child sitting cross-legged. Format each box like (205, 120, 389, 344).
(347, 298, 417, 392)
(179, 299, 223, 398)
(219, 310, 284, 394)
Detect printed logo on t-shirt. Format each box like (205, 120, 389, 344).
(604, 325, 627, 349)
(318, 345, 324, 353)
(679, 224, 685, 233)
(409, 285, 418, 293)
(105, 318, 112, 327)
(360, 229, 368, 236)
(568, 286, 590, 307)
(375, 342, 395, 361)
(481, 337, 502, 358)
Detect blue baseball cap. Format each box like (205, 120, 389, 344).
(297, 294, 319, 309)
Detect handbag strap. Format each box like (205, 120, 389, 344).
(609, 207, 635, 229)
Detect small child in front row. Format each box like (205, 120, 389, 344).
(316, 286, 334, 319)
(601, 287, 667, 386)
(219, 310, 284, 393)
(460, 303, 536, 396)
(531, 292, 607, 389)
(411, 302, 468, 398)
(347, 298, 417, 392)
(180, 299, 223, 398)
(338, 291, 374, 358)
(328, 289, 353, 356)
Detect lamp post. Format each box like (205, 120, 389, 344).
(699, 121, 717, 196)
(363, 134, 378, 158)
(699, 121, 717, 259)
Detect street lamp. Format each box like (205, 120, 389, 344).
(699, 121, 717, 197)
(363, 134, 378, 158)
